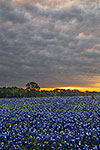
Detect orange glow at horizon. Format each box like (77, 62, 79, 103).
(21, 86, 100, 92)
(39, 86, 100, 92)
(58, 87, 100, 92)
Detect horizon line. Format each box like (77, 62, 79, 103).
(19, 86, 100, 92)
(0, 86, 100, 92)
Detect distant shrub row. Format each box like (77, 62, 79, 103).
(0, 87, 100, 98)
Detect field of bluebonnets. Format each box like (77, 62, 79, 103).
(0, 96, 100, 150)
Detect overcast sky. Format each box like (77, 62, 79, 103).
(0, 0, 100, 89)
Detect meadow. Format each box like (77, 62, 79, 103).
(0, 96, 100, 150)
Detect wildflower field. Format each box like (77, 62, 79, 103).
(0, 96, 100, 150)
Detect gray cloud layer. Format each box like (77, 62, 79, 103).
(0, 0, 100, 88)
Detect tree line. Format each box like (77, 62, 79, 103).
(0, 82, 100, 98)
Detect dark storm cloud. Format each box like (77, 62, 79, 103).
(0, 0, 100, 88)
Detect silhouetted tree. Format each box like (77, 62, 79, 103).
(26, 82, 40, 90)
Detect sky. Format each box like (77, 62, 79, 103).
(0, 0, 100, 91)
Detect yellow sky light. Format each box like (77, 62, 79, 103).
(40, 86, 100, 92)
